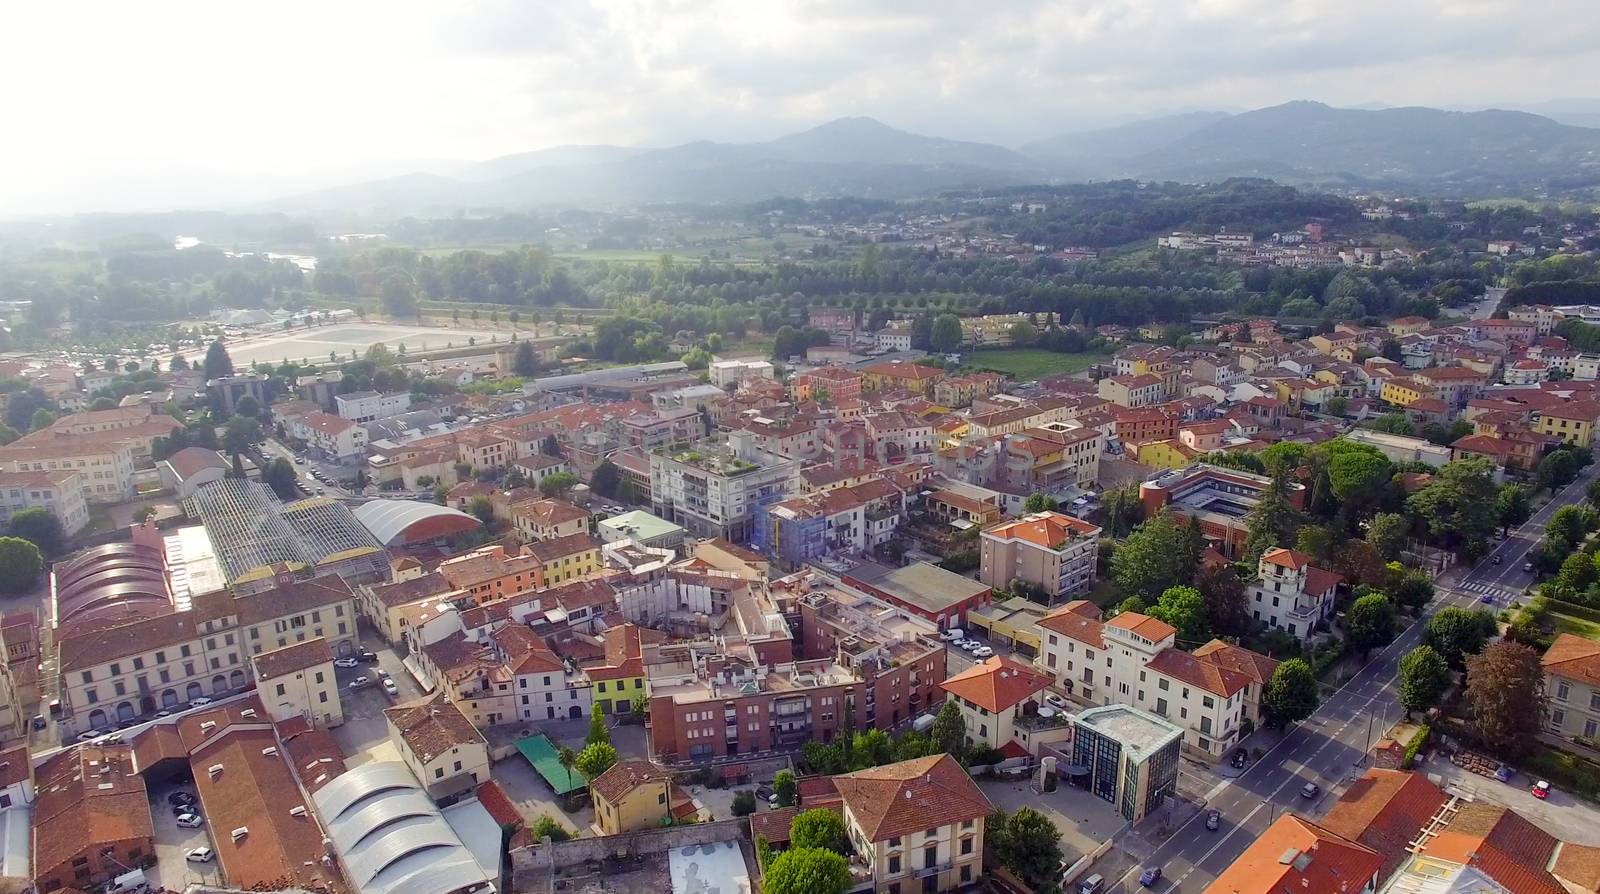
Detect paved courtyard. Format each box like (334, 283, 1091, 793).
(979, 776, 1128, 864)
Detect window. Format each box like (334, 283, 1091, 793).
(132, 657, 144, 670)
(960, 837, 972, 855)
(454, 760, 462, 772)
(435, 768, 444, 779)
(961, 865, 972, 883)
(110, 662, 121, 676)
(315, 672, 324, 684)
(597, 682, 607, 693)
(276, 684, 286, 696)
(888, 856, 901, 874)
(319, 691, 328, 704)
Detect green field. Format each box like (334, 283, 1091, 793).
(1549, 605, 1600, 640)
(963, 349, 1109, 381)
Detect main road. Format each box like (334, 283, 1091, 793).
(1111, 461, 1600, 893)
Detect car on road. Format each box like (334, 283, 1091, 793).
(382, 678, 400, 697)
(334, 657, 360, 668)
(348, 676, 372, 690)
(972, 646, 994, 658)
(1525, 562, 1535, 572)
(188, 697, 213, 709)
(1205, 809, 1221, 831)
(1231, 748, 1248, 769)
(1301, 782, 1321, 799)
(1045, 693, 1068, 709)
(176, 813, 203, 828)
(1533, 780, 1552, 799)
(1492, 555, 1502, 565)
(294, 457, 304, 464)
(186, 847, 214, 863)
(1077, 873, 1105, 894)
(358, 649, 379, 662)
(1139, 867, 1163, 887)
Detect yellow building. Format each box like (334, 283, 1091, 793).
(1137, 439, 1202, 471)
(512, 498, 591, 542)
(527, 532, 603, 588)
(590, 759, 694, 835)
(250, 637, 344, 728)
(859, 361, 945, 396)
(589, 624, 647, 716)
(1536, 403, 1600, 448)
(1380, 377, 1430, 408)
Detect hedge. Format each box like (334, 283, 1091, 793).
(1402, 725, 1431, 769)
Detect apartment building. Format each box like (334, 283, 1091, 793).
(286, 411, 368, 464)
(859, 360, 944, 396)
(511, 452, 572, 489)
(0, 431, 137, 504)
(1248, 547, 1342, 638)
(998, 423, 1103, 492)
(939, 656, 1054, 753)
(0, 469, 89, 534)
(1413, 366, 1488, 408)
(1034, 602, 1277, 757)
(493, 624, 591, 722)
(933, 372, 1003, 408)
(796, 365, 865, 403)
(385, 691, 491, 801)
(55, 574, 359, 736)
(830, 754, 992, 894)
(334, 389, 412, 422)
(251, 636, 343, 727)
(1535, 401, 1600, 448)
(979, 511, 1101, 598)
(1098, 373, 1165, 408)
(650, 433, 799, 542)
(511, 498, 590, 543)
(753, 478, 906, 567)
(526, 532, 604, 588)
(1543, 633, 1600, 742)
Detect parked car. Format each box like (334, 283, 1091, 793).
(166, 791, 196, 806)
(376, 668, 391, 680)
(1139, 867, 1163, 887)
(77, 729, 104, 742)
(186, 847, 214, 863)
(971, 646, 994, 658)
(940, 627, 965, 642)
(1231, 748, 1248, 769)
(333, 657, 360, 669)
(1532, 780, 1552, 800)
(1077, 873, 1105, 894)
(293, 457, 304, 465)
(176, 813, 203, 828)
(171, 804, 196, 817)
(960, 640, 980, 652)
(1205, 809, 1220, 831)
(188, 697, 213, 709)
(382, 679, 400, 697)
(348, 676, 372, 691)
(358, 649, 379, 662)
(1045, 693, 1068, 709)
(1301, 782, 1321, 799)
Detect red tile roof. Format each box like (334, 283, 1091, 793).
(1543, 633, 1600, 686)
(831, 754, 991, 843)
(940, 656, 1053, 713)
(1104, 611, 1177, 643)
(1038, 606, 1105, 649)
(1203, 814, 1383, 894)
(1320, 769, 1448, 882)
(1146, 647, 1251, 697)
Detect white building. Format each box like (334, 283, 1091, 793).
(1340, 429, 1453, 467)
(708, 358, 775, 389)
(649, 432, 798, 542)
(875, 328, 913, 352)
(1247, 547, 1342, 639)
(287, 411, 369, 464)
(334, 390, 412, 423)
(0, 469, 90, 535)
(250, 636, 344, 727)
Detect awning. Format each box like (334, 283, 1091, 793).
(401, 656, 435, 693)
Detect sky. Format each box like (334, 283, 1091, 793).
(5, 0, 1600, 215)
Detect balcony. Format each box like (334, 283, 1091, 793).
(915, 861, 954, 879)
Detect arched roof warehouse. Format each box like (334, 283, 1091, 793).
(353, 499, 480, 546)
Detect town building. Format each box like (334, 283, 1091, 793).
(598, 509, 687, 552)
(828, 754, 992, 894)
(1248, 547, 1342, 638)
(859, 360, 945, 396)
(1543, 633, 1600, 742)
(0, 469, 89, 535)
(939, 656, 1056, 754)
(650, 433, 799, 542)
(589, 759, 695, 835)
(32, 744, 153, 893)
(1068, 704, 1182, 822)
(286, 411, 369, 464)
(251, 636, 343, 727)
(841, 561, 993, 631)
(1140, 464, 1306, 558)
(335, 390, 413, 423)
(156, 447, 233, 500)
(1202, 814, 1382, 894)
(384, 691, 491, 801)
(979, 512, 1101, 599)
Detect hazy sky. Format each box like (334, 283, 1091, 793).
(5, 0, 1599, 214)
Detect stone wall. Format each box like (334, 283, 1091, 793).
(511, 817, 750, 893)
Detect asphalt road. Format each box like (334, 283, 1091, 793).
(1109, 462, 1600, 894)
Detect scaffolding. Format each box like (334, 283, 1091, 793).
(185, 479, 384, 585)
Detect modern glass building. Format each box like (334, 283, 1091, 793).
(1069, 703, 1183, 822)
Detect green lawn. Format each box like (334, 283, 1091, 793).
(964, 349, 1109, 381)
(1549, 607, 1600, 640)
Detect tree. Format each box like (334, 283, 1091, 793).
(1148, 585, 1207, 644)
(1024, 492, 1058, 514)
(556, 746, 578, 790)
(1466, 641, 1545, 759)
(574, 741, 618, 779)
(1539, 449, 1582, 491)
(731, 790, 757, 816)
(234, 394, 260, 418)
(587, 711, 611, 747)
(1555, 549, 1598, 595)
(264, 458, 300, 500)
(989, 807, 1064, 887)
(1588, 476, 1600, 507)
(170, 353, 190, 372)
(1424, 607, 1498, 668)
(590, 460, 621, 498)
(1195, 564, 1248, 636)
(850, 728, 893, 769)
(223, 416, 262, 454)
(539, 471, 578, 497)
(380, 274, 419, 318)
(6, 508, 65, 558)
(1496, 484, 1533, 531)
(929, 699, 966, 758)
(28, 408, 54, 432)
(88, 396, 117, 411)
(529, 814, 571, 842)
(203, 339, 234, 379)
(1546, 504, 1590, 550)
(1326, 396, 1349, 416)
(1114, 595, 1148, 616)
(468, 496, 495, 524)
(512, 341, 538, 376)
(1263, 658, 1319, 728)
(1344, 592, 1398, 653)
(790, 809, 849, 852)
(0, 537, 43, 594)
(1243, 468, 1300, 564)
(1372, 413, 1414, 435)
(931, 314, 963, 353)
(1388, 564, 1436, 612)
(1366, 513, 1410, 561)
(762, 848, 851, 894)
(1113, 511, 1187, 599)
(1406, 457, 1499, 552)
(1295, 525, 1335, 564)
(1327, 447, 1393, 509)
(1399, 645, 1451, 716)
(773, 769, 797, 808)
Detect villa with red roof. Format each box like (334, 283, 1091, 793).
(1248, 547, 1343, 639)
(939, 656, 1055, 756)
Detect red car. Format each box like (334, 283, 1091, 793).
(1532, 780, 1552, 799)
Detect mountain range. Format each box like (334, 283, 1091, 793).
(267, 101, 1600, 214)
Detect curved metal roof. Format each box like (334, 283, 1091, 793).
(311, 762, 491, 894)
(353, 500, 479, 545)
(53, 542, 172, 634)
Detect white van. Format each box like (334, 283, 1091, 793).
(109, 868, 152, 894)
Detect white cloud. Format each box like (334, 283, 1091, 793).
(2, 0, 1598, 213)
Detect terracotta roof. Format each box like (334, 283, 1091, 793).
(940, 656, 1052, 713)
(831, 754, 991, 842)
(1543, 633, 1600, 686)
(860, 361, 944, 381)
(1321, 769, 1449, 883)
(1038, 607, 1105, 649)
(276, 719, 348, 795)
(163, 446, 230, 479)
(476, 779, 524, 829)
(524, 531, 600, 563)
(983, 511, 1100, 549)
(492, 624, 564, 675)
(589, 758, 672, 804)
(512, 498, 591, 528)
(1104, 611, 1177, 643)
(749, 806, 801, 845)
(0, 745, 27, 790)
(1191, 640, 1279, 685)
(1261, 547, 1314, 570)
(1541, 401, 1600, 422)
(1146, 647, 1251, 697)
(366, 571, 453, 608)
(1305, 566, 1344, 596)
(251, 636, 334, 680)
(1421, 802, 1565, 894)
(190, 574, 355, 629)
(384, 691, 485, 764)
(1204, 814, 1383, 894)
(33, 744, 153, 884)
(1453, 434, 1516, 457)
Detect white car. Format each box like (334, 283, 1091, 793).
(972, 646, 994, 658)
(188, 697, 213, 709)
(333, 657, 360, 669)
(960, 640, 981, 652)
(382, 679, 400, 697)
(348, 676, 372, 690)
(187, 847, 215, 863)
(176, 813, 204, 828)
(1046, 693, 1068, 709)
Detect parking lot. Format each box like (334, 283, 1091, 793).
(328, 637, 424, 765)
(145, 774, 221, 891)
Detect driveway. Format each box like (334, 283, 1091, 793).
(328, 644, 420, 763)
(1426, 753, 1600, 845)
(493, 754, 594, 833)
(145, 775, 221, 890)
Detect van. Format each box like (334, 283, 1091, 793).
(1078, 874, 1105, 894)
(109, 868, 152, 894)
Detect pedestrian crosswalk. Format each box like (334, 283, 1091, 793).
(1457, 579, 1526, 605)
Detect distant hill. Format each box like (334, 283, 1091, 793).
(1022, 111, 1230, 168)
